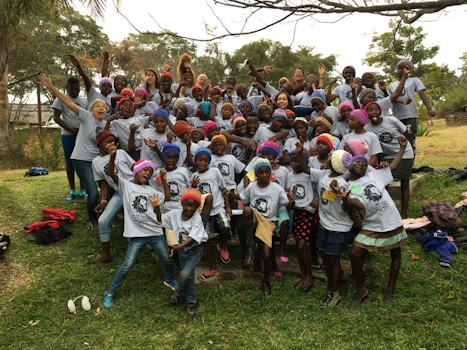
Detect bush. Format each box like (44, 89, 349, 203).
(417, 124, 430, 137)
(0, 129, 63, 170)
(438, 81, 467, 114)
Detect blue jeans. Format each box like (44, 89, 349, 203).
(98, 192, 123, 242)
(71, 159, 98, 222)
(109, 235, 175, 292)
(177, 245, 202, 307)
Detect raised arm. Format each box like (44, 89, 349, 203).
(389, 66, 410, 102)
(68, 54, 92, 92)
(37, 74, 80, 115)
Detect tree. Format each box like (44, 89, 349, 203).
(103, 32, 197, 88)
(363, 20, 439, 78)
(216, 1, 466, 26)
(8, 8, 109, 103)
(225, 40, 337, 88)
(0, 0, 107, 140)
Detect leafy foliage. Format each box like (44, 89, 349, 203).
(363, 20, 439, 79)
(7, 8, 109, 101)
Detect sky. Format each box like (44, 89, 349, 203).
(80, 1, 467, 78)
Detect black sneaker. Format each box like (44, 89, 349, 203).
(187, 305, 196, 317)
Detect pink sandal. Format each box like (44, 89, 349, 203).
(280, 256, 289, 263)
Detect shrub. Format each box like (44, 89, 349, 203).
(417, 124, 430, 137)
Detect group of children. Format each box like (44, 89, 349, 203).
(36, 53, 435, 316)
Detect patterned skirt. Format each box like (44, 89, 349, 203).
(292, 209, 319, 241)
(353, 225, 408, 252)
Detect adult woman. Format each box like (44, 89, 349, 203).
(37, 73, 107, 229)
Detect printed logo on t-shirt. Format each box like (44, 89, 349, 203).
(292, 183, 306, 200)
(253, 198, 268, 214)
(363, 184, 388, 214)
(103, 162, 118, 177)
(231, 144, 244, 158)
(129, 193, 149, 225)
(216, 162, 230, 177)
(345, 90, 354, 101)
(199, 182, 212, 195)
(168, 181, 181, 200)
(379, 132, 394, 143)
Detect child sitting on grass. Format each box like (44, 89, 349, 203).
(153, 188, 208, 318)
(102, 145, 177, 309)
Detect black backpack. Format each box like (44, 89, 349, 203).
(0, 233, 10, 256)
(24, 167, 49, 177)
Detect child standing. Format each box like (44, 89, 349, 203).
(191, 148, 232, 279)
(102, 149, 177, 308)
(90, 131, 134, 264)
(153, 188, 208, 317)
(240, 158, 294, 296)
(287, 150, 319, 292)
(344, 137, 408, 304)
(296, 144, 355, 306)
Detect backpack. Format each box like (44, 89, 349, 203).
(0, 233, 10, 256)
(24, 167, 49, 177)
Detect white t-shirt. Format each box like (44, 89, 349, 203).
(109, 115, 150, 151)
(210, 154, 245, 191)
(309, 168, 353, 231)
(240, 181, 289, 221)
(151, 166, 191, 211)
(117, 178, 165, 238)
(364, 117, 414, 159)
(70, 108, 106, 162)
(191, 167, 227, 216)
(52, 96, 87, 136)
(140, 128, 168, 170)
(161, 209, 208, 248)
(92, 149, 134, 191)
(286, 171, 316, 213)
(348, 167, 403, 232)
(388, 77, 426, 121)
(338, 131, 383, 159)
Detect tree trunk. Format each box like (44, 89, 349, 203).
(0, 67, 9, 140)
(0, 23, 9, 140)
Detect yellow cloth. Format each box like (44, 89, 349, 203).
(252, 209, 275, 248)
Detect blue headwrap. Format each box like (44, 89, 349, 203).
(161, 143, 180, 160)
(194, 147, 212, 161)
(152, 108, 169, 121)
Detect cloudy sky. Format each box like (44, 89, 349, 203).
(79, 0, 467, 77)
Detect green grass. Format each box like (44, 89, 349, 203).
(1, 170, 467, 349)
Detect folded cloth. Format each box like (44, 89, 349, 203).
(402, 216, 431, 230)
(252, 209, 275, 248)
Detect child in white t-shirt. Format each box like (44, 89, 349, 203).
(102, 147, 177, 309)
(238, 158, 294, 296)
(153, 188, 208, 318)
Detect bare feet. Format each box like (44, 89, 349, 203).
(351, 287, 368, 306)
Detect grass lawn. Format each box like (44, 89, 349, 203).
(1, 120, 467, 349)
